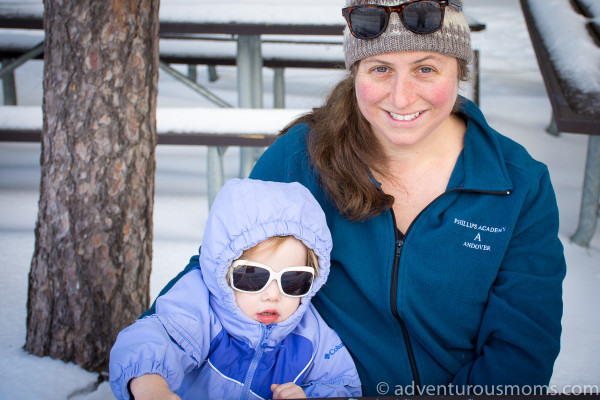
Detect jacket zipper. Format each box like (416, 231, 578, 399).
(388, 187, 511, 392)
(241, 325, 273, 400)
(390, 209, 421, 391)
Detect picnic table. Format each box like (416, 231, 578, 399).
(520, 0, 600, 246)
(159, 1, 347, 189)
(0, 0, 485, 113)
(0, 0, 485, 206)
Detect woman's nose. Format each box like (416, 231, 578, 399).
(389, 74, 417, 109)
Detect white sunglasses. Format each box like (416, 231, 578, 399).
(229, 259, 315, 298)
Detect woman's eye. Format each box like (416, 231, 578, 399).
(373, 66, 388, 73)
(419, 66, 434, 73)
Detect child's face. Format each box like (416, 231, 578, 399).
(233, 237, 309, 325)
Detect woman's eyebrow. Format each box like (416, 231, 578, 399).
(411, 55, 441, 64)
(361, 58, 393, 66)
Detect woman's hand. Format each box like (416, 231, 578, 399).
(129, 374, 181, 400)
(271, 382, 307, 399)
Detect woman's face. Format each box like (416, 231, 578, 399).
(355, 51, 460, 152)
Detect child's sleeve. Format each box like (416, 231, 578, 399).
(109, 268, 216, 400)
(299, 306, 363, 398)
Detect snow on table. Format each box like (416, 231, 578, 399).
(158, 0, 343, 26)
(0, 105, 309, 137)
(528, 0, 600, 98)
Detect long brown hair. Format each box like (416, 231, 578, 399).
(281, 59, 470, 222)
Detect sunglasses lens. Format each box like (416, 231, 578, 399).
(232, 265, 270, 292)
(281, 271, 314, 296)
(349, 7, 388, 39)
(402, 1, 443, 34)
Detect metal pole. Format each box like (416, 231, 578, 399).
(158, 61, 232, 209)
(1, 59, 17, 105)
(473, 49, 480, 106)
(207, 146, 226, 209)
(571, 135, 600, 247)
(160, 60, 231, 209)
(159, 61, 233, 109)
(237, 34, 263, 179)
(546, 113, 559, 136)
(207, 65, 218, 82)
(187, 64, 197, 83)
(0, 42, 44, 80)
(273, 67, 285, 109)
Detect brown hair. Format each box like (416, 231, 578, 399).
(281, 58, 471, 221)
(239, 236, 320, 277)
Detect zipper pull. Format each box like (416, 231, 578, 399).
(261, 324, 274, 348)
(396, 238, 404, 255)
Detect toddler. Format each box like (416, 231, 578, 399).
(109, 178, 362, 400)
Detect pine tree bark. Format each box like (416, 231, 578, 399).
(25, 0, 160, 372)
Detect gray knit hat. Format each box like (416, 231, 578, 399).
(343, 0, 472, 68)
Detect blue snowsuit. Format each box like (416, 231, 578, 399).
(109, 179, 362, 400)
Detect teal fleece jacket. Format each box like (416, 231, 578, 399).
(248, 99, 566, 396)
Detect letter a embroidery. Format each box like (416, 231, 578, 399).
(474, 233, 482, 242)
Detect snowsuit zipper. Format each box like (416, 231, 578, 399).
(241, 325, 274, 400)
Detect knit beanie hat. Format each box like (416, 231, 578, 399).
(343, 0, 472, 68)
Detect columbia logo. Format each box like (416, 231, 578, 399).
(324, 342, 345, 359)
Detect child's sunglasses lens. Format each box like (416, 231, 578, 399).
(281, 271, 314, 296)
(232, 266, 270, 292)
(402, 1, 443, 34)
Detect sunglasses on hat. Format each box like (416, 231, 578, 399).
(229, 260, 315, 298)
(342, 0, 462, 39)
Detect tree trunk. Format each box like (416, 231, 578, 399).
(25, 0, 160, 372)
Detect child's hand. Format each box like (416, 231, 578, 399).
(129, 374, 181, 400)
(271, 383, 307, 399)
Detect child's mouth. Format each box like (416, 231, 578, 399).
(257, 310, 279, 324)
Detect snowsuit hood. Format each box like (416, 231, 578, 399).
(199, 178, 333, 349)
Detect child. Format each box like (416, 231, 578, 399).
(109, 178, 362, 400)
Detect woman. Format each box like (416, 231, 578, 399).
(248, 0, 566, 396)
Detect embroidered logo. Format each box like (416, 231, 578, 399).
(454, 218, 507, 252)
(324, 342, 345, 359)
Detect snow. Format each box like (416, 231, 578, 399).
(160, 38, 344, 64)
(0, 0, 599, 398)
(0, 1, 42, 18)
(0, 106, 310, 135)
(0, 0, 344, 26)
(528, 0, 600, 94)
(0, 29, 42, 50)
(158, 1, 343, 26)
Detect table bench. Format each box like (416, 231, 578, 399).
(520, 0, 600, 246)
(0, 106, 308, 206)
(0, 29, 344, 107)
(1, 8, 486, 108)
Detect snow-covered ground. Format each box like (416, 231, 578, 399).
(1, 0, 599, 398)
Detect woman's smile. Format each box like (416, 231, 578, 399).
(389, 110, 423, 122)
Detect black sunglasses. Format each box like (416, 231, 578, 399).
(229, 260, 315, 298)
(342, 0, 462, 39)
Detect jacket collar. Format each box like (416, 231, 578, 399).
(448, 98, 514, 194)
